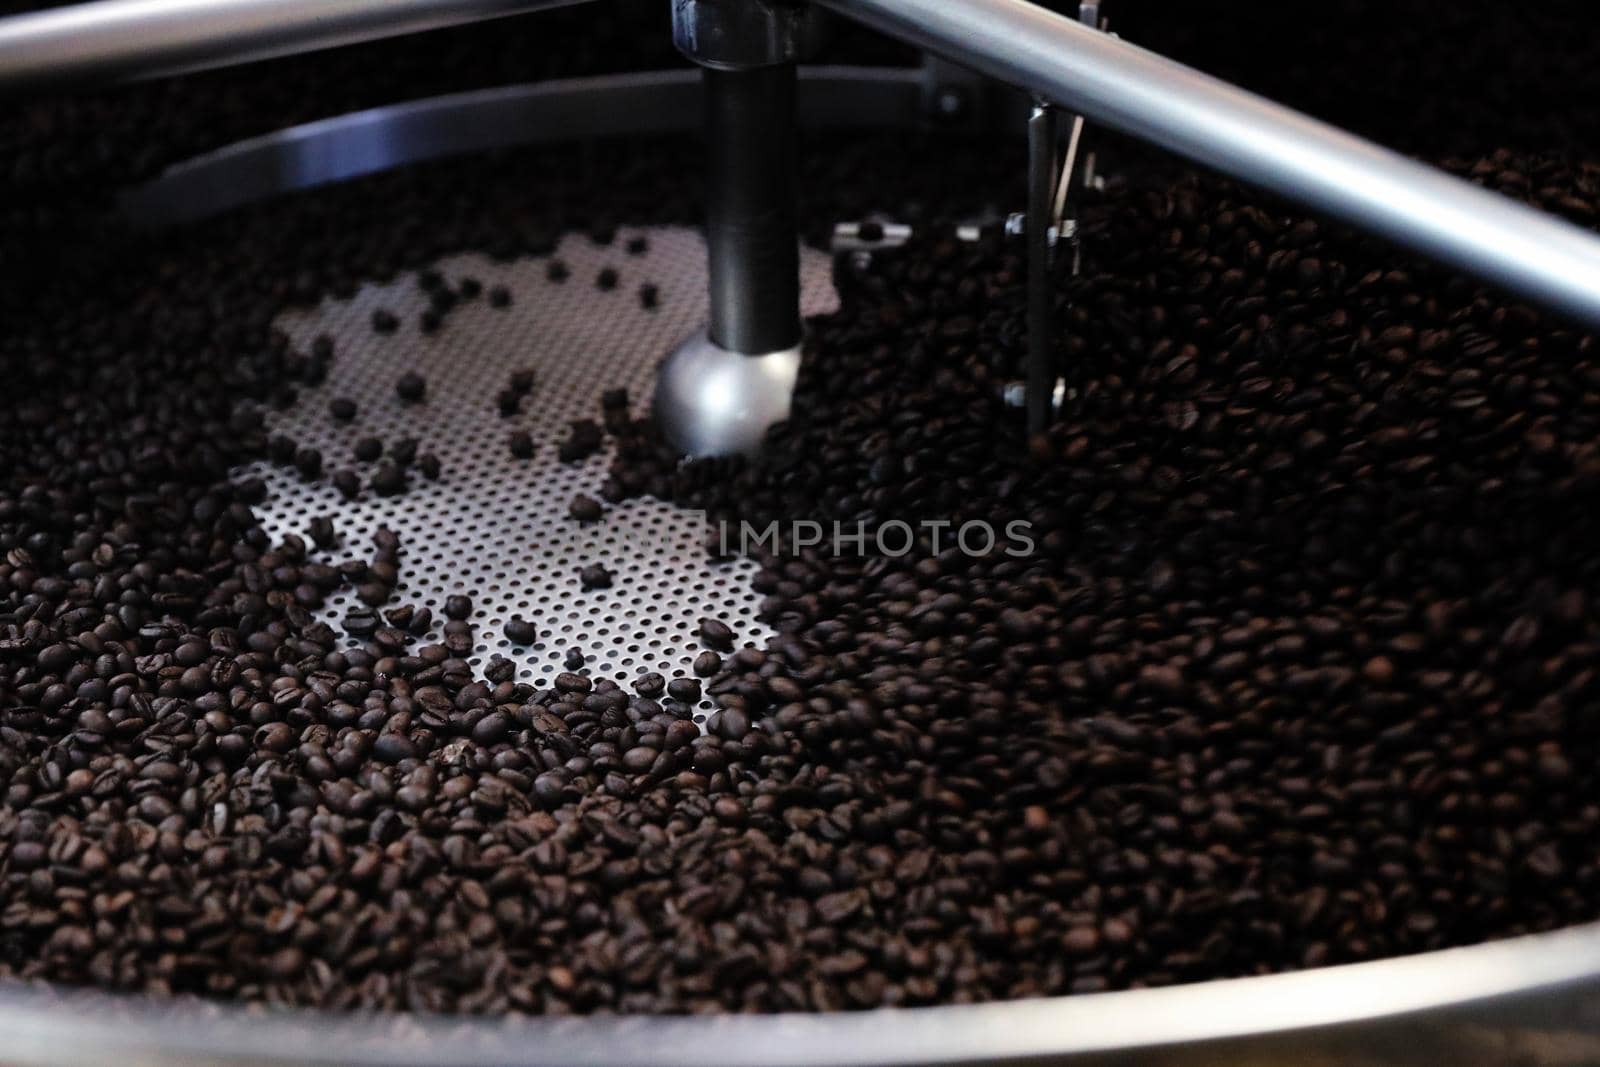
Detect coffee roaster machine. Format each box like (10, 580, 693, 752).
(2, 0, 1600, 1064)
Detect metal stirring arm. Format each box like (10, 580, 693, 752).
(1, 0, 1599, 329)
(3, 0, 1600, 454)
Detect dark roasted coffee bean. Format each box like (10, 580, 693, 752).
(370, 463, 407, 497)
(396, 372, 426, 403)
(489, 285, 512, 308)
(546, 259, 569, 283)
(444, 595, 473, 620)
(418, 453, 442, 480)
(596, 267, 619, 291)
(578, 564, 612, 589)
(504, 616, 538, 645)
(372, 733, 415, 764)
(666, 678, 701, 704)
(329, 397, 357, 421)
(293, 447, 323, 480)
(698, 618, 734, 651)
(564, 648, 586, 671)
(569, 494, 603, 522)
(638, 284, 659, 310)
(509, 431, 534, 459)
(333, 469, 361, 500)
(371, 308, 399, 333)
(693, 650, 721, 677)
(354, 436, 383, 462)
(307, 515, 337, 548)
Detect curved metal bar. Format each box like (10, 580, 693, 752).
(0, 0, 595, 90)
(1, 923, 1599, 1065)
(820, 0, 1600, 330)
(117, 67, 925, 227)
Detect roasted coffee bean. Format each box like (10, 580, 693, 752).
(370, 463, 407, 497)
(569, 494, 603, 522)
(504, 617, 538, 645)
(444, 595, 473, 620)
(396, 372, 427, 403)
(698, 618, 734, 651)
(418, 453, 442, 480)
(638, 283, 659, 310)
(371, 733, 415, 764)
(489, 285, 513, 308)
(371, 308, 399, 333)
(626, 235, 649, 255)
(497, 389, 522, 417)
(509, 368, 536, 395)
(292, 447, 323, 480)
(307, 515, 337, 548)
(509, 431, 534, 459)
(596, 267, 618, 291)
(666, 677, 701, 704)
(329, 397, 357, 421)
(693, 650, 721, 677)
(459, 277, 482, 299)
(546, 259, 570, 283)
(354, 436, 383, 462)
(559, 419, 604, 463)
(333, 469, 361, 500)
(578, 563, 612, 589)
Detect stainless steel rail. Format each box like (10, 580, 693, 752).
(820, 0, 1600, 329)
(0, 0, 595, 89)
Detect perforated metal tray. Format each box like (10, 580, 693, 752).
(252, 225, 836, 700)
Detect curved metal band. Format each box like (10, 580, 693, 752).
(1, 922, 1599, 1065)
(116, 67, 926, 227)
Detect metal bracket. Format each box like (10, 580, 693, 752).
(671, 0, 813, 70)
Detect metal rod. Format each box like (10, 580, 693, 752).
(819, 0, 1600, 330)
(1026, 103, 1055, 437)
(0, 0, 594, 91)
(704, 63, 803, 355)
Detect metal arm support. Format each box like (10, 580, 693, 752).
(819, 0, 1600, 330)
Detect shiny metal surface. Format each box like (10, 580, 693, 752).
(701, 64, 803, 355)
(246, 226, 832, 690)
(2, 923, 1600, 1065)
(671, 0, 814, 71)
(0, 0, 594, 91)
(119, 68, 925, 228)
(819, 0, 1600, 329)
(653, 329, 804, 456)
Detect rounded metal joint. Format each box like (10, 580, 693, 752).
(654, 330, 803, 456)
(672, 0, 812, 71)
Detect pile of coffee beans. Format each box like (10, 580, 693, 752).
(2, 0, 1600, 1022)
